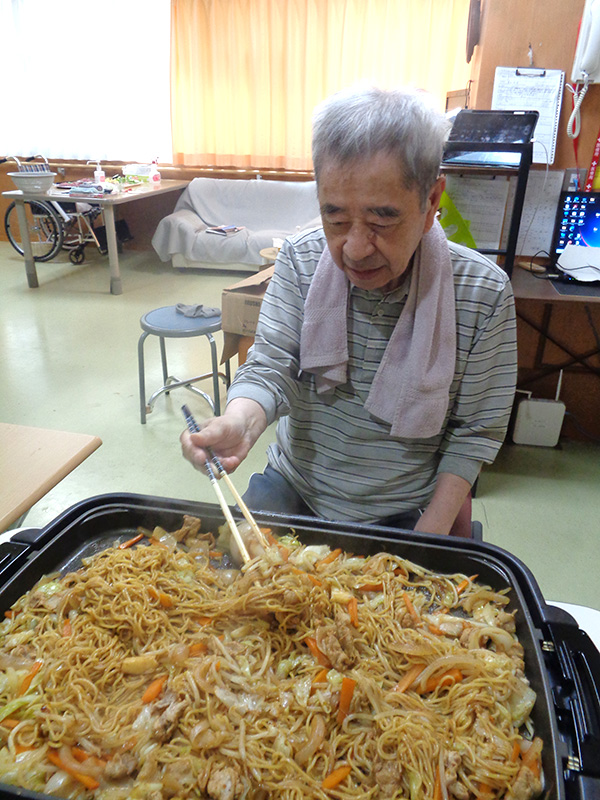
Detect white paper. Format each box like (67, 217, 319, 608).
(444, 175, 510, 251)
(501, 169, 565, 256)
(557, 243, 600, 280)
(492, 67, 565, 165)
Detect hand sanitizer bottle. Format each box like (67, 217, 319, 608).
(87, 159, 105, 184)
(148, 158, 161, 185)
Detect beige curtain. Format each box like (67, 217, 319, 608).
(171, 0, 471, 171)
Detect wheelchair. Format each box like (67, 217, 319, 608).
(2, 155, 104, 264)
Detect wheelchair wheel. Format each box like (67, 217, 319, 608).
(4, 200, 64, 262)
(69, 247, 85, 264)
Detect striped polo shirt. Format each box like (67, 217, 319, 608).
(227, 227, 517, 523)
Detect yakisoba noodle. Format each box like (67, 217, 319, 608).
(0, 516, 543, 800)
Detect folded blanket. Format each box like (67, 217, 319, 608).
(176, 303, 220, 318)
(299, 220, 456, 438)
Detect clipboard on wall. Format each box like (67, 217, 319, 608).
(491, 67, 565, 165)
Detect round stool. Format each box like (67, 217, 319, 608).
(137, 306, 231, 424)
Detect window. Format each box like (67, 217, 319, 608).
(0, 0, 172, 163)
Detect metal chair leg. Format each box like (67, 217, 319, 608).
(159, 336, 169, 388)
(138, 323, 228, 423)
(138, 331, 150, 424)
(207, 333, 221, 415)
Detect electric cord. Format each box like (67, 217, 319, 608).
(512, 142, 549, 257)
(566, 78, 590, 140)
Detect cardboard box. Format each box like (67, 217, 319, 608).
(221, 266, 274, 362)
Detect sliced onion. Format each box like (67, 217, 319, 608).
(467, 626, 515, 653)
(45, 770, 72, 794)
(294, 714, 326, 766)
(415, 655, 481, 690)
(58, 744, 103, 779)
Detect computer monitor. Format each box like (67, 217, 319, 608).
(550, 191, 600, 261)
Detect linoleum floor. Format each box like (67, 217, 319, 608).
(1, 243, 598, 611)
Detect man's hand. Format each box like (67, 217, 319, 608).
(414, 472, 473, 536)
(180, 397, 268, 474)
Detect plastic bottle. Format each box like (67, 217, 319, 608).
(87, 159, 105, 184)
(148, 158, 161, 185)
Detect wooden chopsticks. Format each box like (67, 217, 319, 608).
(181, 405, 270, 562)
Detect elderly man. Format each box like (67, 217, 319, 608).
(181, 86, 517, 536)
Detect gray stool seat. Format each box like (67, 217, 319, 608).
(138, 305, 230, 424)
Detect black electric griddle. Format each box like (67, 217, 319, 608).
(0, 493, 598, 800)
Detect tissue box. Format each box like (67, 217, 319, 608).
(122, 164, 152, 180)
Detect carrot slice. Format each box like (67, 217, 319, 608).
(315, 548, 342, 568)
(62, 619, 72, 637)
(18, 660, 42, 696)
(347, 597, 359, 627)
(522, 737, 543, 778)
(47, 751, 100, 791)
(428, 624, 444, 635)
(337, 677, 357, 724)
(393, 663, 425, 693)
(141, 675, 167, 704)
(311, 667, 330, 695)
(402, 591, 420, 624)
(358, 582, 384, 592)
(456, 574, 478, 595)
(433, 767, 443, 800)
(417, 668, 463, 694)
(1, 719, 21, 729)
(312, 668, 330, 685)
(304, 637, 332, 668)
(119, 532, 144, 549)
(510, 739, 521, 762)
(158, 592, 174, 608)
(189, 642, 208, 656)
(71, 746, 90, 763)
(322, 764, 352, 790)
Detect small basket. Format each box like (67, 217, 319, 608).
(8, 171, 56, 193)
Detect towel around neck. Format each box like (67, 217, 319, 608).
(299, 220, 456, 438)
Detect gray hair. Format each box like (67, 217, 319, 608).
(312, 86, 450, 207)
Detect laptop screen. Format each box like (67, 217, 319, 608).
(443, 110, 539, 168)
(550, 191, 600, 261)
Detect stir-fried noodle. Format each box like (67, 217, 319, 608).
(0, 516, 543, 799)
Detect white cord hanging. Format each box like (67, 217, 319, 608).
(566, 76, 590, 139)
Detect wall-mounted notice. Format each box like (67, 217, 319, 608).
(491, 67, 565, 165)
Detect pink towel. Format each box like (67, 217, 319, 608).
(300, 220, 456, 438)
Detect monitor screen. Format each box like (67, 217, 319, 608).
(443, 110, 539, 168)
(550, 191, 600, 259)
(446, 109, 539, 145)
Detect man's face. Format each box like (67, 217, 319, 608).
(318, 152, 445, 293)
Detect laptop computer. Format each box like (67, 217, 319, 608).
(547, 190, 600, 291)
(443, 109, 539, 168)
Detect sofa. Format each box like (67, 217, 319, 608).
(152, 177, 321, 272)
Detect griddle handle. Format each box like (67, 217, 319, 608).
(547, 620, 600, 777)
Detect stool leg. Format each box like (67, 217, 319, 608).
(225, 359, 231, 387)
(138, 331, 150, 424)
(207, 333, 220, 416)
(159, 337, 169, 389)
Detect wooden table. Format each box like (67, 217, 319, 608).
(0, 423, 102, 532)
(2, 179, 188, 295)
(511, 266, 600, 382)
